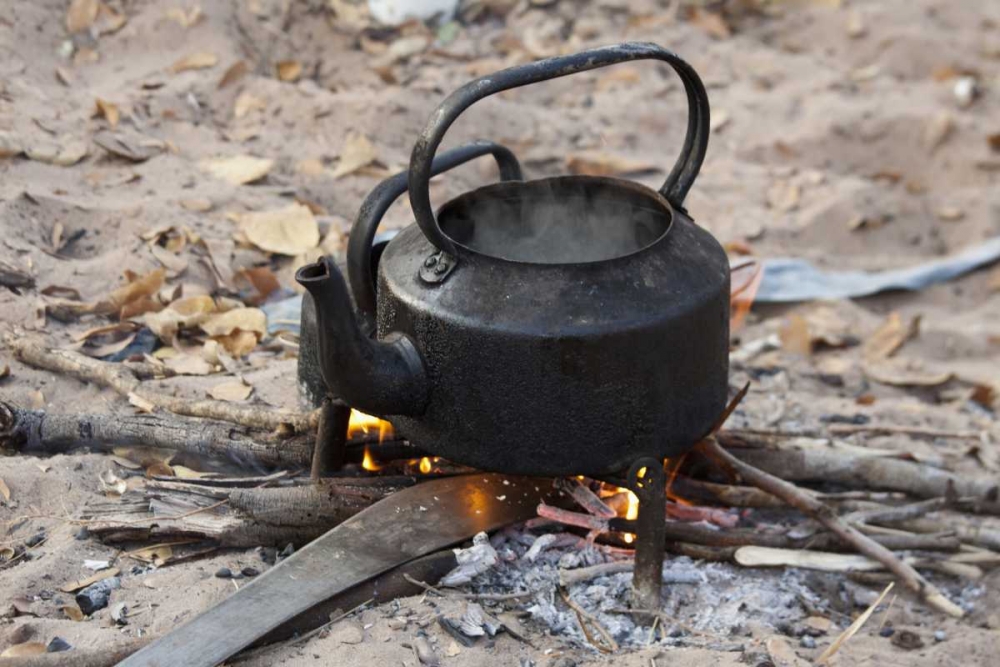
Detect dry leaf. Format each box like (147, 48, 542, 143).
(128, 392, 157, 413)
(332, 133, 378, 179)
(239, 266, 281, 301)
(213, 330, 259, 357)
(170, 52, 218, 73)
(163, 353, 214, 376)
(145, 461, 174, 477)
(779, 315, 811, 355)
(26, 137, 89, 166)
(218, 60, 248, 89)
(766, 180, 801, 213)
(710, 109, 731, 133)
(30, 390, 45, 409)
(151, 243, 188, 276)
(127, 544, 173, 566)
(924, 112, 954, 152)
(688, 8, 731, 39)
(95, 267, 166, 316)
(0, 478, 10, 501)
(936, 206, 965, 221)
(95, 98, 120, 127)
(863, 312, 919, 361)
(199, 155, 273, 185)
(0, 547, 14, 560)
(62, 605, 85, 621)
(200, 307, 266, 337)
(166, 5, 204, 28)
(209, 379, 253, 402)
(95, 3, 127, 34)
(173, 465, 215, 479)
(988, 133, 1000, 153)
(276, 60, 303, 82)
(846, 10, 866, 38)
(180, 197, 213, 212)
(565, 152, 659, 177)
(0, 365, 9, 380)
(112, 446, 175, 468)
(66, 0, 99, 33)
(864, 358, 952, 387)
(970, 383, 997, 409)
(1, 643, 47, 658)
(239, 202, 320, 255)
(766, 636, 807, 667)
(60, 567, 120, 593)
(93, 130, 164, 163)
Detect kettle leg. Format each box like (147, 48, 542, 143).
(629, 457, 667, 619)
(310, 397, 351, 480)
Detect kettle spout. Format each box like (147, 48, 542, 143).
(295, 257, 428, 417)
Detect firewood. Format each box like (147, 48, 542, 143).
(1, 330, 316, 432)
(702, 437, 965, 618)
(720, 437, 999, 506)
(86, 477, 415, 547)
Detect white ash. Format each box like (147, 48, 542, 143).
(454, 529, 826, 650)
(440, 532, 499, 587)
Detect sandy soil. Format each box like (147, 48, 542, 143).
(2, 0, 1000, 665)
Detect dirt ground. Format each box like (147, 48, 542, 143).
(2, 0, 1000, 665)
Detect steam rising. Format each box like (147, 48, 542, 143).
(438, 178, 671, 264)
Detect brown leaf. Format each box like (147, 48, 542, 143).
(145, 461, 175, 477)
(151, 244, 189, 276)
(170, 52, 219, 73)
(127, 392, 157, 413)
(163, 353, 215, 376)
(41, 284, 82, 300)
(688, 8, 731, 39)
(62, 605, 86, 621)
(565, 152, 659, 177)
(127, 544, 174, 566)
(331, 133, 379, 179)
(95, 3, 128, 34)
(95, 268, 166, 316)
(864, 358, 952, 387)
(1, 643, 47, 658)
(276, 60, 303, 82)
(166, 6, 204, 28)
(239, 203, 320, 255)
(199, 155, 273, 185)
(0, 365, 9, 381)
(239, 266, 281, 300)
(112, 446, 175, 468)
(200, 307, 266, 337)
(66, 0, 99, 33)
(0, 478, 10, 501)
(144, 294, 216, 340)
(180, 197, 213, 212)
(863, 312, 920, 361)
(218, 60, 249, 89)
(95, 98, 121, 127)
(970, 383, 997, 410)
(208, 379, 253, 402)
(779, 315, 812, 355)
(60, 567, 120, 593)
(989, 133, 1000, 153)
(212, 330, 259, 357)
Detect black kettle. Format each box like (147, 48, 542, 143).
(297, 42, 729, 477)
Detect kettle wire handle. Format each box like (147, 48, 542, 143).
(408, 42, 711, 257)
(347, 140, 523, 325)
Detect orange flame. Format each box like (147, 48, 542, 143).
(419, 457, 432, 474)
(361, 446, 381, 471)
(730, 258, 762, 333)
(348, 409, 393, 441)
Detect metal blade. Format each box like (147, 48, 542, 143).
(118, 474, 546, 667)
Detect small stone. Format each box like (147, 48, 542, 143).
(215, 567, 233, 579)
(241, 567, 260, 577)
(800, 635, 816, 649)
(891, 630, 924, 650)
(74, 527, 90, 541)
(934, 630, 946, 643)
(879, 627, 895, 638)
(25, 532, 45, 547)
(75, 577, 121, 616)
(258, 547, 277, 565)
(47, 637, 72, 653)
(547, 658, 576, 667)
(328, 622, 364, 645)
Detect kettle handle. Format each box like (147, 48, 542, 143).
(347, 141, 523, 325)
(408, 42, 710, 256)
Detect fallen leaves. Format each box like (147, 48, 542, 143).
(276, 60, 303, 82)
(686, 7, 731, 39)
(565, 152, 659, 177)
(66, 0, 100, 33)
(62, 605, 86, 621)
(0, 643, 47, 658)
(331, 134, 379, 179)
(93, 130, 164, 163)
(60, 567, 120, 593)
(25, 137, 89, 166)
(209, 379, 253, 402)
(170, 52, 219, 74)
(199, 155, 273, 185)
(923, 112, 954, 152)
(239, 203, 320, 255)
(862, 312, 920, 362)
(0, 477, 10, 501)
(95, 98, 121, 127)
(766, 180, 801, 213)
(218, 60, 249, 89)
(865, 359, 953, 387)
(201, 307, 267, 337)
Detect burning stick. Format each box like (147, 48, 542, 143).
(701, 437, 965, 618)
(554, 478, 617, 518)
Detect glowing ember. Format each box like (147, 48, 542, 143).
(348, 409, 393, 441)
(419, 457, 432, 474)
